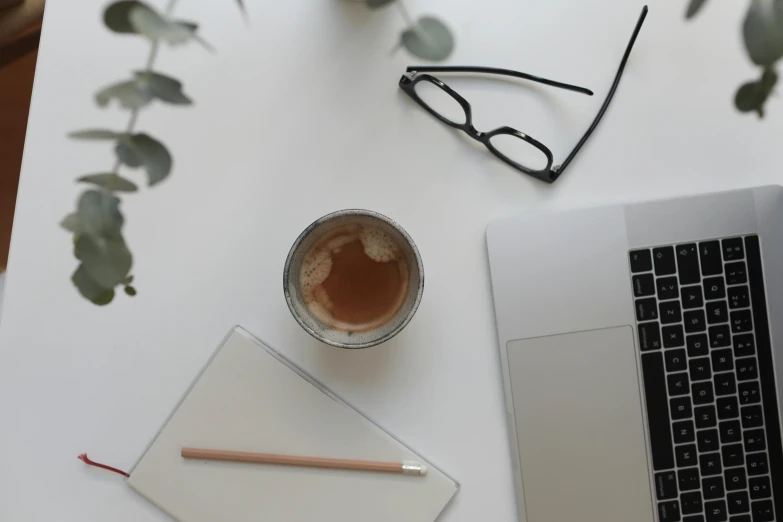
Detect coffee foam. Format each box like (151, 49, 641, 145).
(298, 224, 405, 331)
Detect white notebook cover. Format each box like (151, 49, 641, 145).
(127, 327, 458, 522)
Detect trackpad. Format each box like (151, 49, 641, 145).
(507, 326, 654, 522)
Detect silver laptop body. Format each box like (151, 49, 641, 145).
(487, 185, 783, 522)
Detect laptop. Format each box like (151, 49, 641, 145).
(486, 186, 782, 522)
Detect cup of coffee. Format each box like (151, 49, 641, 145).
(284, 210, 424, 349)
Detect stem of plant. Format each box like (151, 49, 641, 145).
(396, 0, 415, 28)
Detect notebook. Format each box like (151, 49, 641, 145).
(127, 327, 459, 522)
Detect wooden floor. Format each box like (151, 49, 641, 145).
(0, 49, 36, 272)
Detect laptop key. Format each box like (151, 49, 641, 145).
(725, 262, 747, 285)
(714, 373, 736, 396)
(746, 452, 768, 476)
(687, 334, 709, 357)
(666, 349, 688, 372)
(709, 325, 731, 348)
(636, 298, 659, 321)
(676, 444, 698, 468)
(732, 334, 755, 357)
(682, 286, 704, 309)
(703, 476, 725, 499)
(673, 420, 695, 444)
(738, 381, 760, 404)
(695, 405, 716, 429)
(660, 301, 683, 324)
(638, 322, 662, 351)
(700, 452, 722, 476)
(706, 301, 728, 324)
(749, 476, 771, 499)
(630, 249, 652, 272)
(736, 358, 758, 381)
(699, 241, 722, 276)
(711, 349, 734, 372)
(692, 381, 714, 405)
(703, 276, 726, 300)
(654, 247, 677, 276)
(677, 243, 700, 284)
(689, 357, 711, 382)
(632, 273, 655, 297)
(697, 429, 719, 452)
(724, 467, 747, 491)
(659, 500, 681, 522)
(722, 238, 744, 260)
(684, 310, 706, 333)
(655, 471, 678, 500)
(681, 491, 703, 515)
(721, 443, 743, 467)
(678, 467, 700, 491)
(719, 420, 741, 443)
(663, 325, 685, 348)
(658, 276, 680, 300)
(727, 491, 749, 514)
(743, 429, 765, 452)
(717, 396, 739, 419)
(728, 286, 749, 309)
(730, 310, 752, 333)
(669, 373, 691, 397)
(671, 396, 692, 420)
(705, 499, 727, 522)
(641, 352, 674, 470)
(750, 500, 773, 521)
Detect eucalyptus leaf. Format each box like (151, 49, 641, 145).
(115, 133, 172, 186)
(743, 0, 783, 66)
(60, 213, 83, 234)
(75, 234, 133, 288)
(135, 71, 192, 105)
(367, 0, 396, 8)
(686, 0, 709, 19)
(735, 68, 778, 117)
(400, 16, 454, 61)
(78, 173, 139, 193)
(96, 80, 153, 109)
(77, 190, 124, 237)
(72, 264, 115, 305)
(129, 4, 203, 47)
(104, 0, 146, 33)
(69, 129, 122, 140)
(122, 275, 134, 285)
(124, 285, 137, 296)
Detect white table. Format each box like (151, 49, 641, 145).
(1, 0, 782, 520)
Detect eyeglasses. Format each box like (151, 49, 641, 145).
(399, 6, 648, 184)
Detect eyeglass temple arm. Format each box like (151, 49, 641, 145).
(552, 5, 648, 181)
(405, 65, 594, 96)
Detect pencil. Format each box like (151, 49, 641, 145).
(181, 447, 428, 476)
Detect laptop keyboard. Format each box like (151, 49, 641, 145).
(629, 236, 782, 522)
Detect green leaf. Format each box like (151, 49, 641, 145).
(60, 213, 84, 234)
(743, 0, 783, 66)
(735, 68, 778, 117)
(78, 173, 139, 193)
(75, 234, 133, 288)
(128, 3, 208, 48)
(135, 71, 192, 105)
(72, 265, 115, 305)
(122, 275, 134, 285)
(115, 133, 172, 186)
(104, 0, 146, 33)
(69, 129, 123, 140)
(685, 0, 709, 19)
(77, 190, 124, 237)
(124, 285, 137, 296)
(400, 16, 454, 62)
(96, 80, 153, 109)
(367, 0, 396, 8)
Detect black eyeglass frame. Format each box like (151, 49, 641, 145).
(398, 5, 648, 184)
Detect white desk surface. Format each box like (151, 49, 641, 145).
(1, 0, 782, 520)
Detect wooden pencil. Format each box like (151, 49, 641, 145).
(181, 447, 428, 476)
